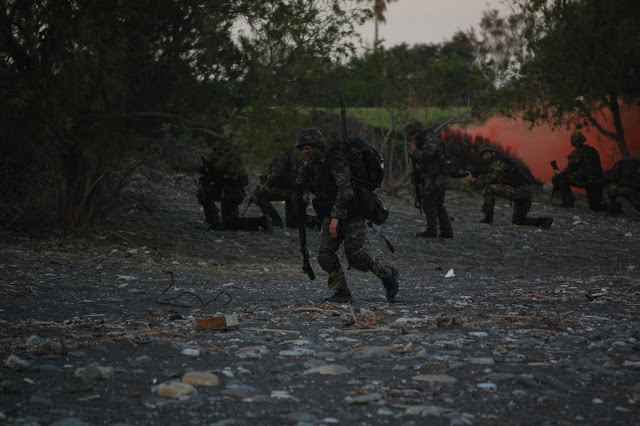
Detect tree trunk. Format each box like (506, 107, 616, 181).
(608, 93, 630, 158)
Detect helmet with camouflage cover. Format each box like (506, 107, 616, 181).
(570, 131, 586, 147)
(478, 143, 500, 154)
(405, 119, 425, 137)
(296, 128, 325, 151)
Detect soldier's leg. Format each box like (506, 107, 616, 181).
(480, 185, 497, 223)
(585, 183, 606, 212)
(343, 218, 398, 301)
(253, 187, 284, 228)
(605, 184, 623, 216)
(422, 180, 438, 235)
(552, 173, 575, 207)
(317, 217, 348, 293)
(268, 187, 300, 228)
(222, 199, 272, 232)
(512, 197, 532, 226)
(434, 179, 452, 238)
(626, 191, 640, 212)
(202, 199, 222, 229)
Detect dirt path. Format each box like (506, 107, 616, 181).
(1, 167, 639, 425)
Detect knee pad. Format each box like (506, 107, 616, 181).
(317, 254, 336, 272)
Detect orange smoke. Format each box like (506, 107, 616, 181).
(462, 105, 640, 183)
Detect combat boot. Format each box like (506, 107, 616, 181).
(270, 214, 284, 228)
(382, 266, 399, 302)
(438, 231, 453, 239)
(324, 288, 353, 303)
(608, 201, 622, 217)
(541, 217, 554, 229)
(479, 215, 493, 224)
(259, 215, 273, 233)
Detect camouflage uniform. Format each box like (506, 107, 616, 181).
(295, 128, 398, 303)
(603, 156, 640, 215)
(253, 149, 303, 228)
(551, 132, 606, 211)
(408, 120, 453, 238)
(478, 144, 553, 228)
(197, 143, 271, 232)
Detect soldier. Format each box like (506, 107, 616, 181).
(406, 119, 453, 238)
(551, 131, 607, 211)
(603, 156, 640, 216)
(295, 128, 399, 303)
(197, 142, 272, 232)
(477, 143, 553, 229)
(252, 149, 302, 229)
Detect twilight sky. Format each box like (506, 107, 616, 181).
(354, 0, 511, 49)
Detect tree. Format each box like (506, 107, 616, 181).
(510, 0, 640, 158)
(355, 0, 397, 48)
(0, 0, 368, 230)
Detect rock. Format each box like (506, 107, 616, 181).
(181, 371, 219, 386)
(4, 355, 31, 371)
(74, 363, 114, 382)
(346, 392, 382, 404)
(157, 381, 198, 399)
(412, 374, 457, 384)
(303, 364, 352, 375)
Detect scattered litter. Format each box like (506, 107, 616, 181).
(194, 314, 239, 331)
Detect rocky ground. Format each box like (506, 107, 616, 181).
(1, 166, 639, 426)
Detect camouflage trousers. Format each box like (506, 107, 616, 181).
(318, 216, 392, 291)
(605, 183, 640, 213)
(254, 186, 298, 228)
(483, 183, 541, 225)
(551, 173, 605, 211)
(420, 175, 452, 236)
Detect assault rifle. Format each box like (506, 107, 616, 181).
(296, 181, 315, 280)
(197, 156, 211, 205)
(550, 160, 559, 202)
(410, 167, 423, 213)
(470, 169, 489, 178)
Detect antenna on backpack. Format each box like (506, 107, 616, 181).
(340, 96, 348, 144)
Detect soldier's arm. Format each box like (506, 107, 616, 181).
(563, 150, 579, 174)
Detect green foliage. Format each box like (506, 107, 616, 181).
(0, 0, 369, 231)
(510, 0, 640, 157)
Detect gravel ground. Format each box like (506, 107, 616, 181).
(1, 166, 639, 426)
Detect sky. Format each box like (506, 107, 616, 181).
(355, 0, 511, 49)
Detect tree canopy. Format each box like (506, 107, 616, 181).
(509, 0, 640, 157)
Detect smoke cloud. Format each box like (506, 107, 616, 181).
(462, 105, 640, 183)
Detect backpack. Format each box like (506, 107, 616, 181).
(341, 136, 385, 191)
(502, 156, 535, 186)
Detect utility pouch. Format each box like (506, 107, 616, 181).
(370, 195, 389, 225)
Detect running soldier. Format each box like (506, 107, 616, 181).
(295, 128, 398, 303)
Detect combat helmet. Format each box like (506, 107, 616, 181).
(296, 128, 325, 151)
(570, 131, 586, 147)
(478, 143, 500, 154)
(405, 119, 425, 137)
